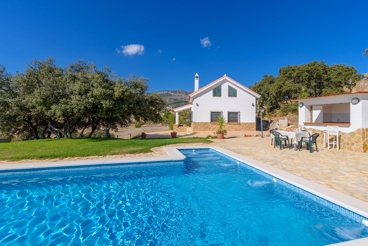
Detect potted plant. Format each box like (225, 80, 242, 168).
(216, 115, 227, 139)
(141, 132, 146, 139)
(171, 131, 177, 138)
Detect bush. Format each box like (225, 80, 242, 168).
(162, 111, 175, 130)
(278, 103, 298, 116)
(85, 130, 115, 138)
(135, 122, 143, 128)
(71, 132, 82, 138)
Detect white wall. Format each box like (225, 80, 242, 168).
(191, 81, 257, 123)
(361, 94, 368, 128)
(312, 106, 323, 123)
(298, 105, 311, 125)
(350, 94, 368, 129)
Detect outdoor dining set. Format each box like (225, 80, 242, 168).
(270, 126, 340, 153)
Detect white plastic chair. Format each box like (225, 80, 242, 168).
(326, 126, 339, 150)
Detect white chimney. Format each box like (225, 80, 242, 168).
(194, 73, 199, 91)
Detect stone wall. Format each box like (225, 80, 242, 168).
(173, 125, 192, 133)
(191, 122, 256, 131)
(306, 127, 368, 152)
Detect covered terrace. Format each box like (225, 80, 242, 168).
(298, 92, 368, 152)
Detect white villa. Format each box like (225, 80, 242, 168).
(173, 74, 261, 132)
(298, 92, 368, 152)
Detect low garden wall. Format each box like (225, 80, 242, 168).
(173, 125, 192, 133)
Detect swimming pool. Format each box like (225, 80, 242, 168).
(0, 148, 367, 245)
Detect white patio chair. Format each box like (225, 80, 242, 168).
(278, 119, 288, 130)
(326, 126, 339, 150)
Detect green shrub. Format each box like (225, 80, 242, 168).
(71, 131, 82, 138)
(279, 103, 298, 116)
(135, 122, 143, 128)
(86, 130, 115, 138)
(162, 111, 175, 130)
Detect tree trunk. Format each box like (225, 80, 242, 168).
(88, 118, 99, 138)
(65, 117, 71, 138)
(80, 118, 90, 137)
(26, 120, 39, 139)
(88, 124, 97, 138)
(41, 124, 48, 139)
(31, 125, 39, 139)
(47, 122, 67, 139)
(105, 125, 111, 138)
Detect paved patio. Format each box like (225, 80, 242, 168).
(141, 134, 368, 202)
(1, 132, 367, 202)
(206, 137, 368, 202)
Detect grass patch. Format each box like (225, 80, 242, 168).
(0, 138, 212, 161)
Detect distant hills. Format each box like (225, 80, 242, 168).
(155, 90, 191, 108)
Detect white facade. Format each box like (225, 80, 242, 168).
(191, 81, 257, 123)
(173, 74, 260, 125)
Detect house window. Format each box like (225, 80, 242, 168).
(228, 85, 237, 97)
(228, 112, 239, 123)
(213, 85, 221, 97)
(211, 112, 222, 122)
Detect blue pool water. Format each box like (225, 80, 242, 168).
(0, 149, 367, 245)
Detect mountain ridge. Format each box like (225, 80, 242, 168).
(154, 90, 192, 108)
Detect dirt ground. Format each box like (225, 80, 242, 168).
(114, 124, 170, 139)
(113, 123, 265, 139)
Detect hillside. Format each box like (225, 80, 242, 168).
(352, 78, 368, 92)
(155, 90, 191, 108)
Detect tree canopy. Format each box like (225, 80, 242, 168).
(251, 61, 360, 113)
(0, 58, 165, 139)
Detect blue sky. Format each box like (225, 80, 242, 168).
(1, 0, 367, 92)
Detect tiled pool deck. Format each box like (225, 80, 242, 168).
(211, 137, 368, 203)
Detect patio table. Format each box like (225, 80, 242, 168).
(273, 130, 309, 150)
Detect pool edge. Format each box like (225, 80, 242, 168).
(177, 146, 368, 246)
(0, 145, 367, 245)
(0, 148, 186, 171)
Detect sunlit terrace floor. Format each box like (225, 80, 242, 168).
(209, 136, 368, 202)
(1, 132, 367, 202)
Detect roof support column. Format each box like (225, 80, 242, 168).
(175, 112, 179, 125)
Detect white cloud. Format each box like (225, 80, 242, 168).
(200, 37, 212, 48)
(172, 57, 176, 61)
(157, 49, 162, 54)
(117, 44, 145, 56)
